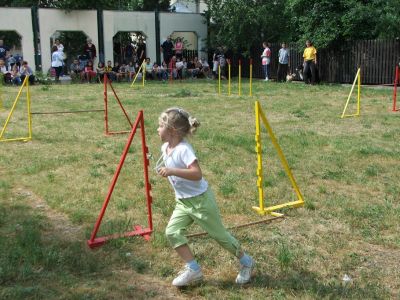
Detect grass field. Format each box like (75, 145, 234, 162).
(0, 78, 399, 299)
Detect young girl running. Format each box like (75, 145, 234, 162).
(156, 107, 254, 287)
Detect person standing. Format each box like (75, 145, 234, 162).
(303, 40, 317, 84)
(161, 36, 174, 65)
(54, 39, 64, 52)
(261, 42, 271, 81)
(136, 38, 146, 65)
(156, 107, 255, 287)
(0, 39, 10, 62)
(277, 43, 290, 82)
(174, 37, 184, 60)
(51, 45, 64, 82)
(83, 38, 97, 64)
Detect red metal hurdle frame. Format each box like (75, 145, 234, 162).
(104, 74, 133, 135)
(87, 110, 153, 248)
(393, 65, 399, 112)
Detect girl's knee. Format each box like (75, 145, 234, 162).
(165, 226, 188, 248)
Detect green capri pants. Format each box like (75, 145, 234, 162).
(165, 187, 241, 257)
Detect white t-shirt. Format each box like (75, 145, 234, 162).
(51, 51, 64, 68)
(161, 141, 208, 199)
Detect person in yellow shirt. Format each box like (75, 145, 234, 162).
(303, 40, 317, 84)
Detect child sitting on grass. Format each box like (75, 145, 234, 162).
(156, 107, 255, 287)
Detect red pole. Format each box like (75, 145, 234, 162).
(169, 60, 173, 83)
(393, 65, 399, 111)
(140, 115, 153, 230)
(88, 111, 142, 243)
(104, 74, 109, 134)
(108, 80, 133, 127)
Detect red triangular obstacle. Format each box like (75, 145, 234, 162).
(88, 110, 153, 248)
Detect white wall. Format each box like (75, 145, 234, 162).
(0, 8, 207, 72)
(38, 8, 98, 73)
(160, 12, 207, 59)
(0, 8, 35, 68)
(103, 11, 156, 64)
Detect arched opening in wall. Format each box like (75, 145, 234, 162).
(50, 31, 88, 75)
(170, 31, 198, 61)
(113, 32, 147, 65)
(0, 31, 23, 70)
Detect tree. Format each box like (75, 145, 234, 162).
(286, 0, 400, 49)
(204, 0, 290, 55)
(205, 0, 400, 53)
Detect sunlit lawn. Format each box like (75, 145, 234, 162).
(0, 78, 399, 299)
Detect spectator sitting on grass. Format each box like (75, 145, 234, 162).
(0, 58, 11, 84)
(11, 64, 21, 85)
(118, 63, 128, 82)
(105, 60, 115, 81)
(200, 57, 211, 78)
(19, 61, 35, 85)
(112, 62, 121, 81)
(70, 59, 83, 82)
(127, 61, 136, 81)
(144, 58, 153, 79)
(96, 62, 105, 83)
(83, 60, 96, 83)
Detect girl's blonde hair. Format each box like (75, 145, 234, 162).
(159, 107, 200, 138)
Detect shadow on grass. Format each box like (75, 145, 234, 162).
(0, 199, 111, 299)
(175, 269, 388, 299)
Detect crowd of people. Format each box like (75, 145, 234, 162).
(52, 35, 212, 84)
(0, 39, 35, 85)
(1, 35, 318, 86)
(260, 39, 318, 84)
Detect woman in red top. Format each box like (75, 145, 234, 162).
(174, 37, 184, 60)
(84, 60, 97, 83)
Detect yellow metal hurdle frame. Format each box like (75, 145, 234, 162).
(341, 68, 361, 118)
(0, 76, 32, 142)
(0, 77, 5, 111)
(130, 61, 146, 87)
(254, 101, 304, 216)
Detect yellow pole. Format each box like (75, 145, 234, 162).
(257, 103, 304, 203)
(228, 62, 231, 96)
(341, 68, 360, 118)
(218, 64, 221, 95)
(357, 68, 361, 115)
(0, 76, 28, 140)
(254, 101, 265, 214)
(130, 62, 144, 87)
(142, 61, 146, 87)
(249, 59, 253, 96)
(0, 79, 4, 111)
(26, 79, 32, 140)
(238, 61, 242, 96)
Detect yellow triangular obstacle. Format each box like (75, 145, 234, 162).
(0, 76, 32, 142)
(130, 61, 145, 88)
(341, 68, 361, 118)
(254, 101, 304, 216)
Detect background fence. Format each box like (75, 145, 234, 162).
(227, 39, 400, 85)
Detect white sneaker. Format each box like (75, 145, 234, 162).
(264, 78, 269, 81)
(172, 266, 203, 287)
(235, 258, 255, 284)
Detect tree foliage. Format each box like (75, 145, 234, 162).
(205, 0, 290, 54)
(205, 0, 400, 52)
